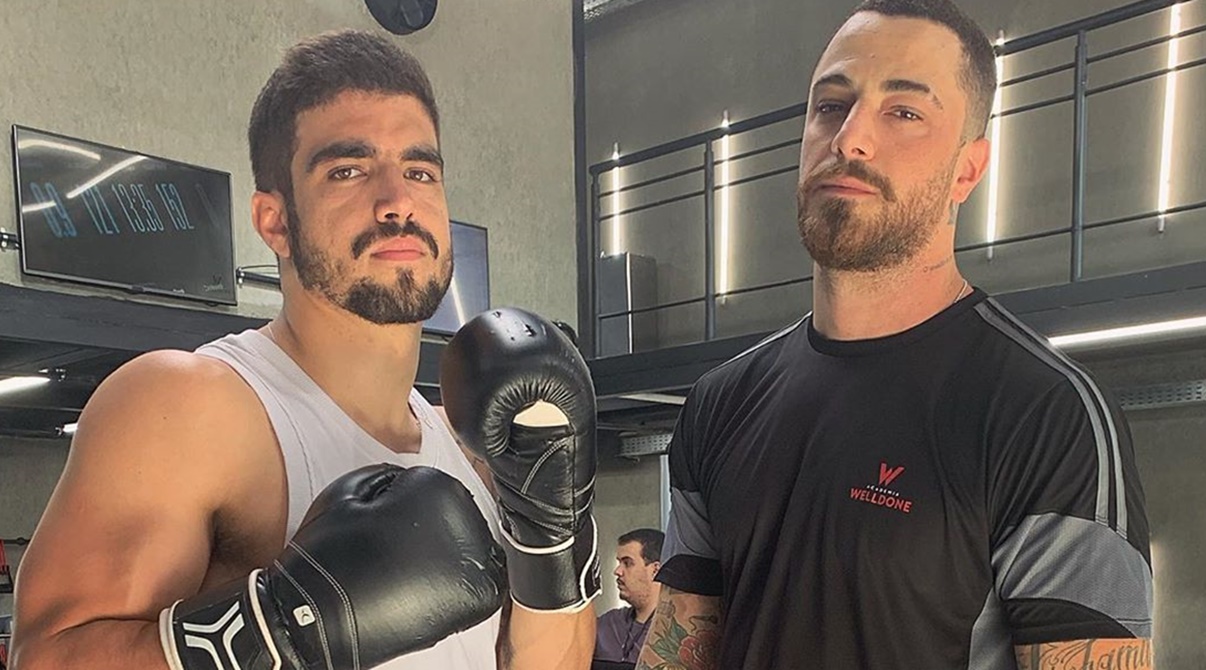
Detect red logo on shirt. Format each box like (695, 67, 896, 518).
(878, 463, 905, 486)
(851, 461, 914, 514)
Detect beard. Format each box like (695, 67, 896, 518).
(797, 158, 955, 272)
(286, 199, 453, 325)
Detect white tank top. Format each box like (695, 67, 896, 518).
(196, 329, 501, 670)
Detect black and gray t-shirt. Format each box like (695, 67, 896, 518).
(657, 291, 1152, 669)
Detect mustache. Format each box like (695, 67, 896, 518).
(351, 218, 440, 260)
(801, 161, 896, 202)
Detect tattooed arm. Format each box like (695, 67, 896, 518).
(635, 586, 722, 670)
(1014, 639, 1153, 670)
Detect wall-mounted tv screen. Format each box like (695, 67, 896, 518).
(426, 221, 490, 335)
(12, 125, 236, 305)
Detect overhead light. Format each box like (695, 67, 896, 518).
(985, 43, 1005, 260)
(610, 142, 623, 255)
(0, 376, 50, 397)
(21, 201, 55, 214)
(62, 422, 79, 435)
(17, 139, 101, 161)
(66, 156, 146, 199)
(448, 275, 468, 326)
(1157, 3, 1183, 233)
(619, 392, 686, 406)
(718, 110, 733, 297)
(1049, 315, 1206, 349)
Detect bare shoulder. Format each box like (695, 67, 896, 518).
(90, 347, 253, 412)
(85, 349, 262, 434)
(71, 348, 276, 496)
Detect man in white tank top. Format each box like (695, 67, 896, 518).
(12, 30, 595, 670)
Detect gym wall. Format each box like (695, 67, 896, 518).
(0, 0, 577, 325)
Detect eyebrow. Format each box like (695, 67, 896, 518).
(305, 141, 445, 174)
(306, 140, 375, 174)
(812, 73, 854, 92)
(812, 74, 944, 109)
(884, 79, 944, 109)
(404, 144, 445, 170)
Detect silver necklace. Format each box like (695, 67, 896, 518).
(952, 278, 970, 306)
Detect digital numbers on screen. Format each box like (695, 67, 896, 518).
(28, 182, 77, 239)
(28, 181, 200, 237)
(157, 182, 194, 230)
(82, 186, 121, 235)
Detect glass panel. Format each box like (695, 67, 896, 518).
(715, 281, 811, 340)
(958, 233, 1070, 295)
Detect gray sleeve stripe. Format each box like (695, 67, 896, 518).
(706, 315, 808, 378)
(993, 512, 1152, 638)
(974, 301, 1126, 539)
(662, 488, 720, 562)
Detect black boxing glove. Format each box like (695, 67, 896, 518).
(440, 307, 601, 612)
(159, 465, 505, 670)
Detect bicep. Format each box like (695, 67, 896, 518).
(1014, 639, 1152, 670)
(14, 352, 260, 638)
(637, 586, 722, 670)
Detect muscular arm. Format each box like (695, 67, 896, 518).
(1015, 639, 1153, 669)
(636, 586, 722, 670)
(498, 601, 595, 669)
(11, 351, 278, 670)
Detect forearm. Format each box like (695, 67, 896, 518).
(636, 587, 722, 670)
(1015, 638, 1153, 670)
(502, 605, 595, 670)
(14, 618, 167, 670)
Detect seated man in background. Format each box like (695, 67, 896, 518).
(594, 529, 663, 667)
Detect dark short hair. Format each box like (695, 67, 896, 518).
(852, 0, 997, 139)
(618, 528, 665, 564)
(248, 29, 440, 196)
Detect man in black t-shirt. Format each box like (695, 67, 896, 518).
(636, 1, 1154, 669)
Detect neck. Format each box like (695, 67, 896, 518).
(633, 598, 657, 624)
(267, 282, 426, 453)
(811, 248, 967, 341)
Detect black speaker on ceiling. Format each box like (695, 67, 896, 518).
(365, 0, 438, 36)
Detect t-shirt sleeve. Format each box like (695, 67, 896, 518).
(656, 384, 723, 597)
(988, 378, 1152, 645)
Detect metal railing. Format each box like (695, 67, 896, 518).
(586, 0, 1206, 357)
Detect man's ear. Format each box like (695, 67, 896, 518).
(252, 189, 291, 259)
(650, 561, 661, 577)
(951, 136, 991, 205)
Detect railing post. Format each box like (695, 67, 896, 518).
(1071, 29, 1089, 282)
(590, 171, 602, 358)
(703, 142, 717, 340)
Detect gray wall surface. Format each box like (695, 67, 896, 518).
(0, 0, 577, 326)
(585, 0, 1206, 348)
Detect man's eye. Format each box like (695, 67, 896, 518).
(816, 102, 847, 115)
(892, 109, 923, 121)
(329, 166, 364, 180)
(406, 168, 438, 183)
